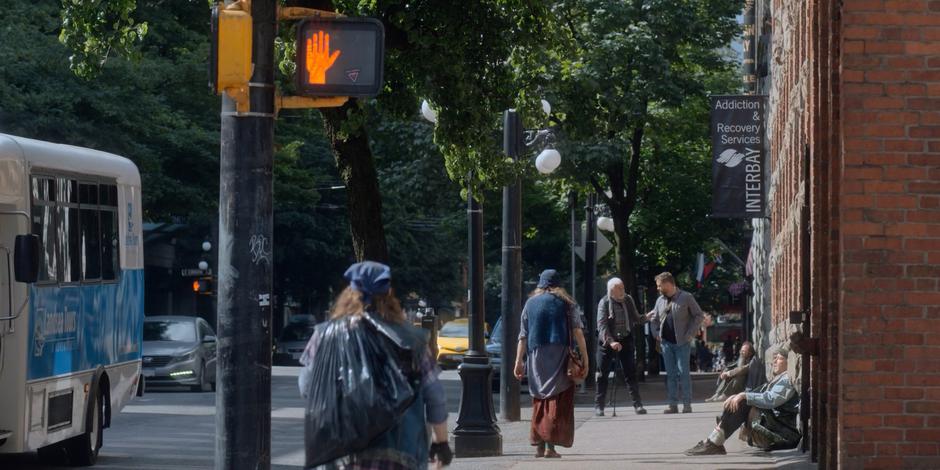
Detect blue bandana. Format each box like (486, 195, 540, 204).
(344, 261, 392, 303)
(537, 269, 559, 289)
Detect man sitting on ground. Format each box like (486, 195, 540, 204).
(706, 341, 760, 402)
(685, 346, 801, 456)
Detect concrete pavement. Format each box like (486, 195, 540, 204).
(449, 373, 816, 470)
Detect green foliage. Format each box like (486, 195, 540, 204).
(60, 0, 148, 78)
(368, 117, 465, 305)
(521, 0, 744, 286)
(332, 0, 554, 194)
(0, 0, 218, 222)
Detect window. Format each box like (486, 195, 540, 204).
(144, 320, 197, 342)
(30, 173, 122, 285)
(30, 176, 57, 282)
(79, 182, 101, 280)
(58, 179, 81, 283)
(99, 183, 119, 281)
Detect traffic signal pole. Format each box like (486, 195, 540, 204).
(216, 0, 275, 469)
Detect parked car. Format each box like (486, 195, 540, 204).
(486, 317, 528, 392)
(273, 315, 317, 365)
(437, 318, 469, 368)
(142, 316, 217, 392)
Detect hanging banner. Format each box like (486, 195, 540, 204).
(710, 95, 767, 218)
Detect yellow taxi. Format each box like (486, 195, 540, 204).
(436, 318, 469, 368)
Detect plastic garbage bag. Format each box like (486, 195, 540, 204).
(302, 313, 417, 468)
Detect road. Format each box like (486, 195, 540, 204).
(0, 368, 476, 469)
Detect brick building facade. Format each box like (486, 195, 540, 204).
(752, 1, 940, 468)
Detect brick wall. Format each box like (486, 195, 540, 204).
(760, 0, 940, 467)
(839, 1, 940, 468)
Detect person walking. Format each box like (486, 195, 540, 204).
(514, 269, 589, 458)
(594, 277, 648, 416)
(647, 272, 706, 414)
(298, 261, 452, 469)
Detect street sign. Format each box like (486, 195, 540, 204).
(574, 223, 613, 262)
(295, 17, 384, 97)
(181, 268, 213, 277)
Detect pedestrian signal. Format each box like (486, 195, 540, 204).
(193, 278, 213, 295)
(295, 17, 384, 97)
(209, 3, 252, 95)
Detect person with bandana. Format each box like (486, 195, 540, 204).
(513, 269, 588, 458)
(298, 261, 452, 469)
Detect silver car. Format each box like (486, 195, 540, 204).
(142, 316, 217, 392)
(273, 315, 317, 365)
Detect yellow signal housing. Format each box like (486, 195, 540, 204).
(211, 4, 252, 111)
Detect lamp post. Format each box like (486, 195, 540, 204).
(583, 193, 598, 387)
(499, 108, 560, 422)
(422, 100, 500, 456)
(453, 180, 502, 457)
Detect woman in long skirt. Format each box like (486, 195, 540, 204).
(513, 269, 588, 458)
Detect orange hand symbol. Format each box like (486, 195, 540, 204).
(305, 30, 341, 85)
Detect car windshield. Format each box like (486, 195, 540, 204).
(144, 320, 196, 342)
(488, 319, 503, 344)
(279, 323, 315, 342)
(439, 322, 468, 338)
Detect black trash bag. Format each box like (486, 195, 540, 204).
(303, 313, 418, 468)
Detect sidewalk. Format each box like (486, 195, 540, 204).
(449, 377, 815, 470)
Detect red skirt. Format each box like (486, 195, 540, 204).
(530, 385, 575, 447)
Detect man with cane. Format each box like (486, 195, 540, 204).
(594, 277, 648, 416)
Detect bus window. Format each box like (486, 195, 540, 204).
(100, 184, 119, 280)
(59, 178, 81, 283)
(31, 175, 58, 282)
(79, 182, 101, 280)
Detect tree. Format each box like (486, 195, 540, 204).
(523, 0, 742, 298)
(287, 0, 552, 263)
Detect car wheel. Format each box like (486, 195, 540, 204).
(194, 362, 211, 393)
(65, 387, 103, 466)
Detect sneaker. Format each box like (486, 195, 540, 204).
(594, 406, 605, 417)
(663, 405, 679, 414)
(685, 440, 726, 456)
(685, 440, 708, 454)
(683, 404, 693, 413)
(634, 405, 647, 415)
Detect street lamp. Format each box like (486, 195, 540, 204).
(499, 109, 561, 424)
(421, 99, 500, 456)
(420, 100, 561, 455)
(596, 216, 615, 233)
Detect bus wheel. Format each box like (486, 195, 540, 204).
(66, 388, 103, 466)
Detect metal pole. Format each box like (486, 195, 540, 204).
(569, 191, 577, 301)
(499, 110, 522, 421)
(216, 0, 274, 469)
(583, 193, 598, 387)
(454, 185, 502, 456)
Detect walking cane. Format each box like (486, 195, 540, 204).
(609, 360, 620, 417)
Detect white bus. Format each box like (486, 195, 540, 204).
(0, 133, 144, 466)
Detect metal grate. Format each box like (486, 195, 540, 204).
(143, 355, 173, 368)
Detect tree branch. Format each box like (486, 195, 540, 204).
(589, 175, 613, 206)
(624, 102, 648, 215)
